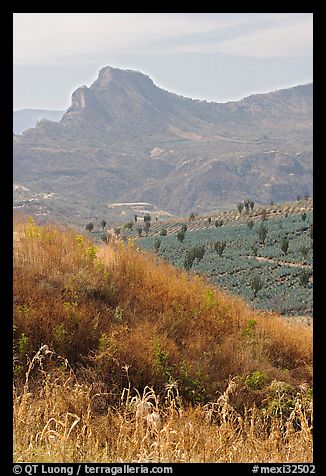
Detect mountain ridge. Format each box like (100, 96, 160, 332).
(13, 66, 313, 225)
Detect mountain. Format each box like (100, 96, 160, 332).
(13, 109, 65, 135)
(13, 66, 313, 226)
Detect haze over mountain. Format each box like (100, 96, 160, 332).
(13, 66, 313, 225)
(13, 109, 65, 135)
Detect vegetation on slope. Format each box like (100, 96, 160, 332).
(13, 217, 313, 462)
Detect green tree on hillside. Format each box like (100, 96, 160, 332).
(250, 275, 264, 299)
(177, 230, 185, 243)
(281, 236, 289, 255)
(258, 223, 268, 245)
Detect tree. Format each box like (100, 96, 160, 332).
(258, 223, 268, 245)
(249, 198, 255, 211)
(137, 227, 142, 237)
(247, 220, 254, 230)
(160, 228, 167, 236)
(154, 238, 161, 252)
(244, 198, 250, 212)
(101, 220, 107, 230)
(184, 251, 195, 271)
(134, 214, 138, 222)
(237, 202, 244, 214)
(85, 222, 94, 233)
(299, 271, 310, 287)
(189, 212, 196, 222)
(213, 241, 226, 256)
(261, 209, 268, 221)
(177, 230, 185, 243)
(215, 219, 223, 227)
(114, 227, 121, 236)
(181, 223, 188, 233)
(281, 236, 289, 255)
(207, 217, 212, 224)
(144, 222, 150, 236)
(144, 214, 151, 224)
(194, 244, 206, 262)
(299, 245, 310, 260)
(250, 275, 263, 299)
(184, 245, 206, 270)
(301, 212, 307, 221)
(124, 221, 134, 230)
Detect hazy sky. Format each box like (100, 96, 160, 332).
(13, 13, 313, 111)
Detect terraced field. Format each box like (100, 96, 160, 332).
(136, 203, 313, 318)
(90, 199, 313, 318)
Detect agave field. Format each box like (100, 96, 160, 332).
(136, 210, 313, 317)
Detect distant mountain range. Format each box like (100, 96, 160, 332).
(13, 66, 313, 226)
(13, 109, 65, 135)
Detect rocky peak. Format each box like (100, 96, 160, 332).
(90, 66, 155, 91)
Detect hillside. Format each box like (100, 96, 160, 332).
(89, 198, 313, 318)
(13, 108, 65, 134)
(13, 66, 313, 225)
(13, 218, 312, 462)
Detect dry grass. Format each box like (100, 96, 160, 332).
(14, 347, 312, 463)
(13, 217, 313, 462)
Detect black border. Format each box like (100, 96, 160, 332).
(7, 8, 322, 476)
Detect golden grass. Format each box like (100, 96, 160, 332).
(13, 217, 313, 462)
(14, 347, 312, 463)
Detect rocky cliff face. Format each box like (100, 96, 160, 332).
(13, 66, 313, 224)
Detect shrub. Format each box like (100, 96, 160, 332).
(137, 227, 142, 237)
(100, 233, 107, 243)
(124, 221, 134, 230)
(245, 370, 268, 390)
(85, 222, 94, 233)
(100, 220, 107, 230)
(213, 241, 226, 256)
(237, 202, 244, 214)
(144, 214, 151, 224)
(160, 228, 167, 236)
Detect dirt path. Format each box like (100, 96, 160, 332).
(254, 255, 312, 269)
